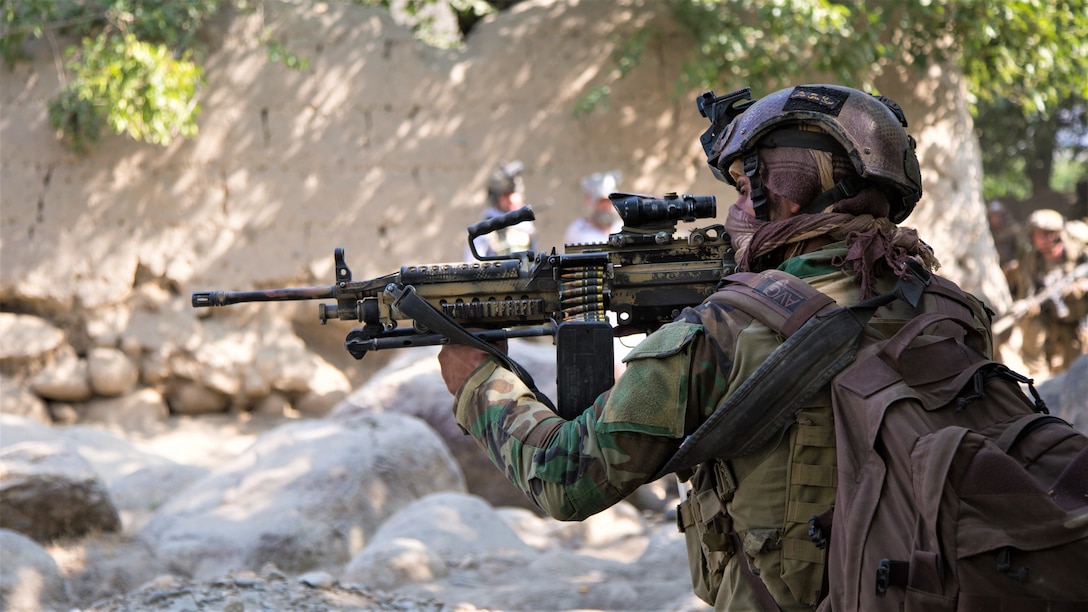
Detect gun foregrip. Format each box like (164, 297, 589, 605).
(468, 205, 536, 239)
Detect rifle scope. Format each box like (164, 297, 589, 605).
(610, 192, 716, 228)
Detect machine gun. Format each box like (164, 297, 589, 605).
(192, 191, 735, 419)
(992, 262, 1088, 336)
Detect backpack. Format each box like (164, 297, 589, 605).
(821, 290, 1088, 610)
(659, 266, 1088, 610)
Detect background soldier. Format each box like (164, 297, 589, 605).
(563, 170, 623, 245)
(987, 199, 1021, 274)
(466, 160, 536, 259)
(1003, 208, 1088, 378)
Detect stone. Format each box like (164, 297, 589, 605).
(0, 438, 121, 541)
(28, 349, 92, 402)
(87, 346, 140, 397)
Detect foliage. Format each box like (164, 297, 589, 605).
(49, 33, 203, 151)
(657, 0, 1088, 110)
(977, 95, 1087, 200)
(595, 0, 1088, 200)
(2, 1, 505, 152)
(3, 0, 218, 152)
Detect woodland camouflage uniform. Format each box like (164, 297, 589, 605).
(452, 243, 993, 610)
(447, 84, 989, 610)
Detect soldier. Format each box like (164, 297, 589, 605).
(438, 84, 993, 610)
(987, 199, 1021, 273)
(466, 160, 536, 259)
(1003, 208, 1088, 378)
(563, 170, 623, 245)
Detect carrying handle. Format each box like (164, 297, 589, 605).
(878, 310, 984, 364)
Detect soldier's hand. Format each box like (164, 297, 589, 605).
(1067, 277, 1088, 300)
(438, 340, 507, 396)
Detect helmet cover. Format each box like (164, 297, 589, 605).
(487, 160, 525, 197)
(708, 84, 922, 223)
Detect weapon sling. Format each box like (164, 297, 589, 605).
(652, 266, 928, 480)
(384, 283, 559, 412)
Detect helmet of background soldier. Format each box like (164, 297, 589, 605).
(1027, 208, 1066, 232)
(580, 171, 622, 201)
(487, 160, 525, 204)
(707, 84, 922, 224)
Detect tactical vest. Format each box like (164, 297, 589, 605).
(672, 267, 995, 610)
(677, 270, 841, 609)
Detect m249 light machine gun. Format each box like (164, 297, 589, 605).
(192, 192, 735, 419)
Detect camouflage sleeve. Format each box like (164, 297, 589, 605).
(452, 321, 725, 521)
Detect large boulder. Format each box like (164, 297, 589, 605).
(0, 416, 122, 542)
(331, 341, 557, 511)
(341, 491, 534, 590)
(1037, 353, 1088, 432)
(139, 412, 465, 579)
(0, 529, 68, 612)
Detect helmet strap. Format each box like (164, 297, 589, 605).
(743, 153, 771, 221)
(799, 175, 868, 216)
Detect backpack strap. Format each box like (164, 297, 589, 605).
(711, 270, 837, 337)
(652, 270, 926, 479)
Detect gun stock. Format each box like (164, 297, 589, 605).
(191, 193, 736, 418)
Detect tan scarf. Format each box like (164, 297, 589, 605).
(739, 212, 940, 299)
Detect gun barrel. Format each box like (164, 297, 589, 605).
(192, 286, 337, 308)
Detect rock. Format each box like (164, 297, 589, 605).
(1059, 356, 1088, 431)
(561, 500, 646, 549)
(0, 414, 58, 447)
(139, 413, 465, 580)
(82, 573, 449, 612)
(500, 501, 651, 562)
(166, 380, 231, 415)
(0, 435, 121, 541)
(27, 348, 92, 402)
(81, 387, 171, 430)
(60, 424, 178, 485)
(50, 533, 170, 606)
(48, 402, 81, 425)
(331, 341, 557, 511)
(341, 537, 448, 590)
(0, 375, 52, 424)
(88, 346, 140, 397)
(344, 492, 532, 587)
(0, 313, 66, 377)
(250, 390, 293, 418)
(0, 529, 68, 611)
(110, 463, 210, 533)
(290, 358, 351, 416)
(1038, 353, 1088, 432)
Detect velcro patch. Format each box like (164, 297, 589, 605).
(784, 85, 848, 116)
(753, 276, 810, 314)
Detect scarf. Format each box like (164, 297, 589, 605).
(739, 212, 940, 299)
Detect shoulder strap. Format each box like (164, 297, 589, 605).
(709, 270, 837, 337)
(653, 268, 929, 479)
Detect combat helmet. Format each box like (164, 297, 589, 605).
(1027, 208, 1065, 232)
(487, 160, 525, 200)
(702, 84, 922, 223)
